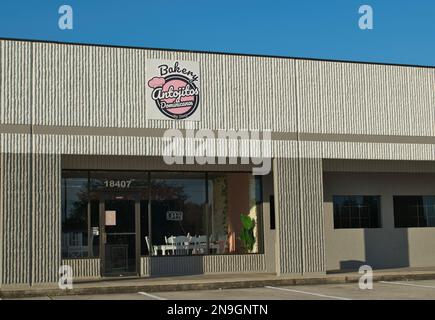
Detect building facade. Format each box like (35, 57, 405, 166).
(1, 39, 435, 287)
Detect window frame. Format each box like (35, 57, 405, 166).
(61, 171, 95, 259)
(393, 195, 435, 228)
(332, 195, 382, 229)
(61, 169, 265, 259)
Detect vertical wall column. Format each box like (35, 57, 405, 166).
(0, 153, 32, 285)
(273, 157, 325, 275)
(0, 153, 61, 286)
(299, 158, 325, 273)
(31, 153, 61, 284)
(273, 157, 302, 274)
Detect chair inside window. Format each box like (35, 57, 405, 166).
(192, 235, 207, 254)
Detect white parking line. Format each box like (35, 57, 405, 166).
(265, 286, 351, 300)
(138, 292, 167, 300)
(380, 281, 435, 289)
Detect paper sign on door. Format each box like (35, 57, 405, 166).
(105, 210, 116, 226)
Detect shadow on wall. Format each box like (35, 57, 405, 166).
(339, 260, 368, 270)
(365, 227, 409, 269)
(339, 228, 410, 271)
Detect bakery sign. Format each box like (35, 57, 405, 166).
(146, 59, 200, 121)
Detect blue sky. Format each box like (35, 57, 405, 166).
(0, 0, 434, 66)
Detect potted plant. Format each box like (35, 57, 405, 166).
(239, 214, 256, 253)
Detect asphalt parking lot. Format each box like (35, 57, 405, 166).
(8, 279, 435, 300)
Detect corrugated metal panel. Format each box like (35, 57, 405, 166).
(30, 42, 298, 132)
(1, 153, 31, 284)
(147, 52, 298, 131)
(299, 158, 325, 273)
(140, 256, 149, 277)
(21, 133, 435, 162)
(0, 41, 32, 124)
(273, 158, 302, 274)
(274, 158, 325, 275)
(34, 44, 119, 127)
(32, 133, 277, 159)
(2, 39, 435, 143)
(62, 258, 100, 279)
(140, 254, 266, 276)
(7, 132, 435, 162)
(0, 134, 31, 154)
(33, 43, 92, 126)
(297, 60, 435, 137)
(87, 46, 118, 128)
(299, 141, 435, 161)
(323, 159, 435, 172)
(32, 154, 61, 283)
(0, 151, 61, 285)
(203, 254, 266, 273)
(118, 48, 146, 128)
(62, 154, 256, 172)
(273, 140, 299, 158)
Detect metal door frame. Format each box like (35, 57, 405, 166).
(99, 196, 141, 277)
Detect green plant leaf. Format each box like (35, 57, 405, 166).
(239, 214, 256, 252)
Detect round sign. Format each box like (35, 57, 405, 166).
(148, 74, 200, 120)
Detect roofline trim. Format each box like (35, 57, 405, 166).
(0, 36, 434, 69)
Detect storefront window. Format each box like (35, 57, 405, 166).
(149, 172, 206, 256)
(61, 171, 90, 258)
(61, 170, 263, 259)
(208, 173, 262, 254)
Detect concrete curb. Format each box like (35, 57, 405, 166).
(2, 272, 435, 299)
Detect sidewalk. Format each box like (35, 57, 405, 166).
(2, 267, 435, 299)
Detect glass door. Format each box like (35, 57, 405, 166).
(102, 199, 138, 276)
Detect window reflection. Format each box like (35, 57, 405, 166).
(394, 196, 435, 228)
(61, 172, 90, 258)
(61, 170, 264, 259)
(208, 173, 262, 254)
(333, 195, 381, 229)
(149, 173, 206, 256)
